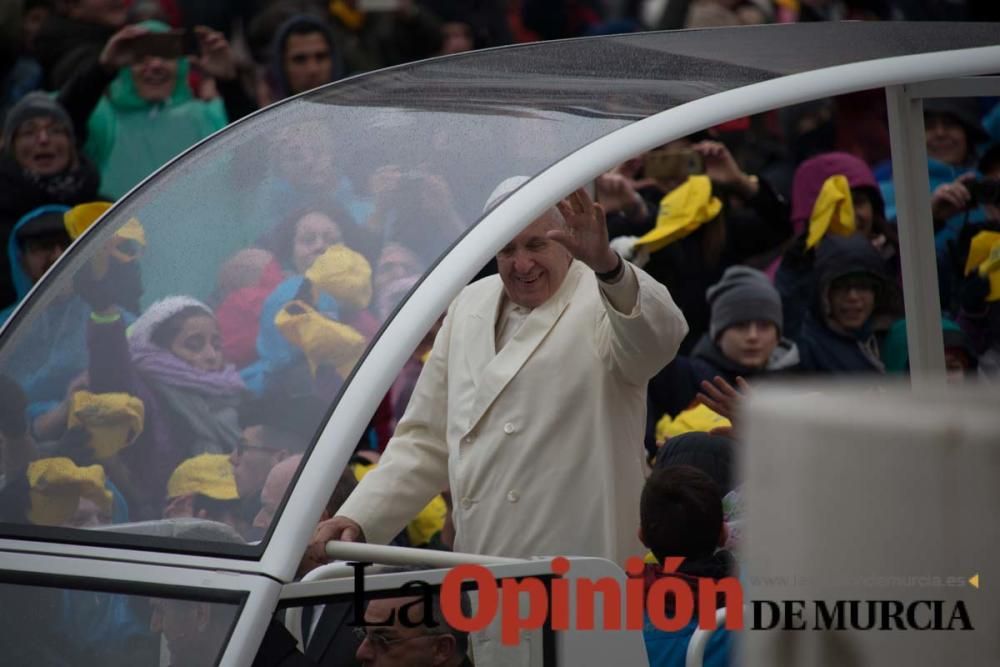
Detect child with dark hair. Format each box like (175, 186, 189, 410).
(794, 234, 902, 374)
(775, 151, 900, 341)
(646, 266, 798, 452)
(639, 465, 735, 667)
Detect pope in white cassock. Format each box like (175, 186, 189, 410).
(308, 180, 687, 568)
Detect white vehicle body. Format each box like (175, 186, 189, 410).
(0, 22, 997, 665)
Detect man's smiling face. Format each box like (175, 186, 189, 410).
(496, 210, 572, 309)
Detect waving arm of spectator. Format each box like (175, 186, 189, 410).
(190, 26, 257, 121)
(693, 140, 792, 262)
(58, 25, 151, 148)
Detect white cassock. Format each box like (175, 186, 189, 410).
(339, 259, 686, 664)
(338, 259, 687, 563)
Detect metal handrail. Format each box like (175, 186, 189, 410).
(685, 607, 734, 667)
(285, 542, 528, 649)
(325, 541, 527, 568)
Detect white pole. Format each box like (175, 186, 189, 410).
(885, 85, 946, 384)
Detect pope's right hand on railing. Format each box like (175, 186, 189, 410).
(302, 516, 366, 574)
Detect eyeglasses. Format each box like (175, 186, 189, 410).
(14, 121, 70, 142)
(831, 275, 879, 294)
(352, 627, 436, 652)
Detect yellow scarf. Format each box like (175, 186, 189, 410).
(806, 174, 855, 249)
(68, 390, 145, 460)
(965, 231, 1000, 302)
(275, 300, 367, 378)
(27, 458, 112, 526)
(330, 0, 365, 31)
(634, 176, 723, 254)
(304, 244, 373, 310)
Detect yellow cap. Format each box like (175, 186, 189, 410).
(275, 300, 367, 378)
(67, 391, 145, 460)
(27, 458, 112, 526)
(64, 202, 112, 240)
(304, 244, 373, 310)
(655, 403, 732, 443)
(634, 176, 722, 254)
(806, 174, 855, 249)
(167, 454, 239, 500)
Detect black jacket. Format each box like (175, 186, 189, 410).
(34, 14, 114, 90)
(645, 334, 799, 452)
(641, 178, 791, 354)
(794, 235, 900, 375)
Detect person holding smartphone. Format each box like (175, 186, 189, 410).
(57, 20, 250, 199)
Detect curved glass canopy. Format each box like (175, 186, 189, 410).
(0, 22, 997, 561)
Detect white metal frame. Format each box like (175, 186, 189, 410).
(283, 542, 528, 648)
(885, 76, 1000, 384)
(283, 545, 532, 652)
(685, 607, 729, 667)
(278, 553, 650, 665)
(885, 85, 946, 383)
(269, 43, 1000, 583)
(2, 36, 999, 666)
(0, 551, 281, 667)
(3, 44, 998, 577)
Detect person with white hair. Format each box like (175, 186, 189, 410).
(308, 178, 687, 569)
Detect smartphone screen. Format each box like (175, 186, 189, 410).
(358, 0, 403, 10)
(643, 149, 702, 182)
(131, 31, 185, 60)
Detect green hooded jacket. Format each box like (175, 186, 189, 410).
(83, 21, 227, 199)
(881, 317, 976, 374)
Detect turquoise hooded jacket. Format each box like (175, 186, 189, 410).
(0, 204, 71, 322)
(83, 21, 227, 199)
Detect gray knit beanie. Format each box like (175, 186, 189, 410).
(2, 92, 75, 157)
(706, 266, 783, 342)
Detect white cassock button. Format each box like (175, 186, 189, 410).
(463, 433, 475, 445)
(461, 497, 473, 510)
(506, 490, 520, 503)
(503, 423, 515, 434)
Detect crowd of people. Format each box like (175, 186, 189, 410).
(0, 1, 999, 666)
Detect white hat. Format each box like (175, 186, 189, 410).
(483, 175, 531, 214)
(127, 295, 213, 347)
